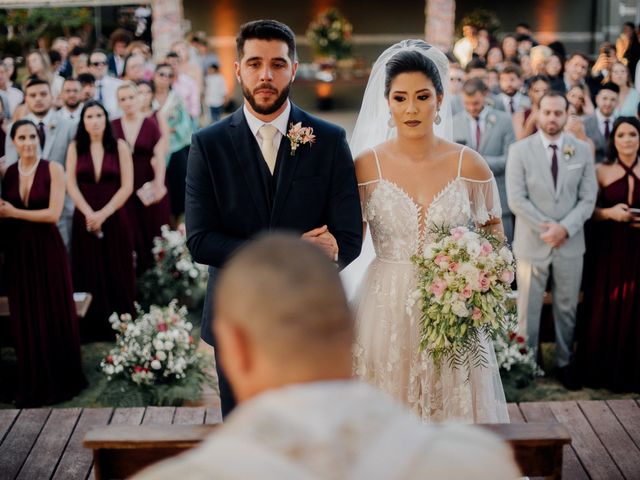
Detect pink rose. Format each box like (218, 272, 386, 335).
(472, 307, 482, 320)
(451, 227, 466, 240)
(157, 323, 168, 332)
(478, 272, 491, 291)
(429, 279, 448, 298)
(448, 261, 459, 272)
(462, 284, 473, 298)
(480, 241, 493, 256)
(500, 270, 515, 284)
(434, 254, 450, 266)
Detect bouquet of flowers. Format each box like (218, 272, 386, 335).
(306, 8, 353, 60)
(138, 224, 208, 308)
(100, 301, 214, 406)
(494, 330, 544, 388)
(411, 225, 515, 369)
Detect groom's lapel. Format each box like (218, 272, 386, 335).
(271, 104, 301, 226)
(229, 108, 270, 225)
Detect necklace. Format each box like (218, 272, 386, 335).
(17, 158, 40, 176)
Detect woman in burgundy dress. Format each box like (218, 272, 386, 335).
(66, 100, 136, 341)
(111, 81, 170, 274)
(0, 119, 86, 407)
(579, 117, 640, 392)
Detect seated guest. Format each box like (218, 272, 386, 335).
(579, 117, 640, 392)
(134, 235, 520, 480)
(584, 82, 619, 163)
(0, 119, 86, 406)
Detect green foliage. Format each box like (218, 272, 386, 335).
(0, 8, 93, 50)
(459, 9, 501, 36)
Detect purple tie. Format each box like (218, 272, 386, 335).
(550, 144, 558, 188)
(37, 122, 46, 150)
(475, 118, 482, 149)
(604, 119, 611, 140)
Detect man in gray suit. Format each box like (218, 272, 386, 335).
(454, 78, 516, 242)
(498, 63, 531, 115)
(506, 91, 597, 390)
(4, 78, 77, 248)
(583, 82, 619, 163)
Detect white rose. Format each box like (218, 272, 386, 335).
(104, 365, 115, 375)
(151, 360, 162, 370)
(156, 351, 167, 361)
(115, 365, 124, 373)
(153, 339, 165, 351)
(499, 246, 514, 263)
(466, 240, 481, 257)
(164, 341, 175, 350)
(451, 301, 470, 317)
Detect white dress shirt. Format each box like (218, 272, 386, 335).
(500, 92, 525, 113)
(58, 105, 82, 124)
(595, 109, 615, 138)
(539, 130, 566, 166)
(243, 100, 291, 155)
(466, 107, 489, 149)
(94, 75, 123, 119)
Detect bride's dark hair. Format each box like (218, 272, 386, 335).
(384, 45, 443, 98)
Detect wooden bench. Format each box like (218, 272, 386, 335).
(0, 292, 92, 318)
(84, 422, 571, 479)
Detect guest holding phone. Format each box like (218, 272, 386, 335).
(579, 116, 640, 392)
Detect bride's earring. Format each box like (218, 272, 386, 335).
(388, 114, 396, 128)
(434, 111, 442, 125)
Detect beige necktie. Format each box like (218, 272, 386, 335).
(259, 124, 278, 174)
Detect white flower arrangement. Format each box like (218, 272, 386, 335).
(138, 224, 208, 308)
(493, 330, 544, 388)
(412, 225, 515, 368)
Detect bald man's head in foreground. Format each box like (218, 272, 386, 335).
(213, 234, 354, 403)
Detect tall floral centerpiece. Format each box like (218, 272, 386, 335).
(307, 8, 353, 62)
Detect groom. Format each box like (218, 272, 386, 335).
(185, 19, 362, 416)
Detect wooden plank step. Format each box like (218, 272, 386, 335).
(110, 407, 145, 426)
(549, 401, 623, 480)
(0, 408, 50, 480)
(16, 408, 81, 480)
(519, 402, 588, 479)
(607, 399, 640, 450)
(0, 409, 19, 446)
(52, 408, 112, 480)
(507, 403, 526, 423)
(578, 400, 640, 480)
(142, 407, 175, 425)
(173, 407, 206, 425)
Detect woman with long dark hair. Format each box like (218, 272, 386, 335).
(66, 100, 135, 340)
(579, 116, 640, 392)
(0, 119, 86, 406)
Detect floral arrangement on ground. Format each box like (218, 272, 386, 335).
(411, 225, 515, 370)
(138, 224, 208, 309)
(100, 301, 215, 406)
(494, 328, 544, 389)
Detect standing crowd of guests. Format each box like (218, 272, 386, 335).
(0, 30, 228, 407)
(449, 21, 640, 393)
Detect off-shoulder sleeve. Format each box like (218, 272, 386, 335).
(358, 180, 378, 222)
(462, 176, 502, 225)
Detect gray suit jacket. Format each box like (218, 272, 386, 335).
(583, 113, 610, 163)
(506, 133, 597, 260)
(4, 110, 77, 217)
(453, 107, 516, 215)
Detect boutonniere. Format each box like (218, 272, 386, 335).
(287, 122, 316, 155)
(563, 145, 575, 160)
(487, 114, 497, 125)
(49, 123, 56, 131)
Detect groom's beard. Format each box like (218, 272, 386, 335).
(242, 81, 291, 115)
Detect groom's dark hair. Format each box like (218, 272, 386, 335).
(237, 20, 297, 62)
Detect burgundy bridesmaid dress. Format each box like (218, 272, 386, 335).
(579, 158, 640, 392)
(1, 160, 86, 407)
(71, 147, 136, 341)
(112, 117, 170, 274)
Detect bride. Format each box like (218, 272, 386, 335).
(345, 40, 509, 423)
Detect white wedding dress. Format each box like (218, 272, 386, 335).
(352, 147, 509, 423)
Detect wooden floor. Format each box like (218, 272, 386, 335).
(0, 400, 639, 479)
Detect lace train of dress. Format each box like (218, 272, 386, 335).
(353, 148, 509, 423)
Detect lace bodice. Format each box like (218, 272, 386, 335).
(359, 147, 502, 263)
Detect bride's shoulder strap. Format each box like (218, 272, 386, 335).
(371, 148, 383, 180)
(357, 148, 383, 186)
(457, 146, 467, 178)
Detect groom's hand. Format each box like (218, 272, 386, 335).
(301, 225, 339, 262)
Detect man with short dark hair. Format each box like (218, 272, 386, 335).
(59, 78, 83, 123)
(185, 19, 362, 417)
(584, 82, 619, 163)
(77, 72, 97, 102)
(135, 235, 519, 480)
(498, 63, 531, 114)
(4, 78, 77, 247)
(506, 92, 597, 389)
(89, 50, 122, 117)
(454, 78, 516, 242)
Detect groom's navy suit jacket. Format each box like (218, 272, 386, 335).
(186, 103, 362, 345)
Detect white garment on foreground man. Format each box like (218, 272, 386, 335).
(135, 234, 520, 480)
